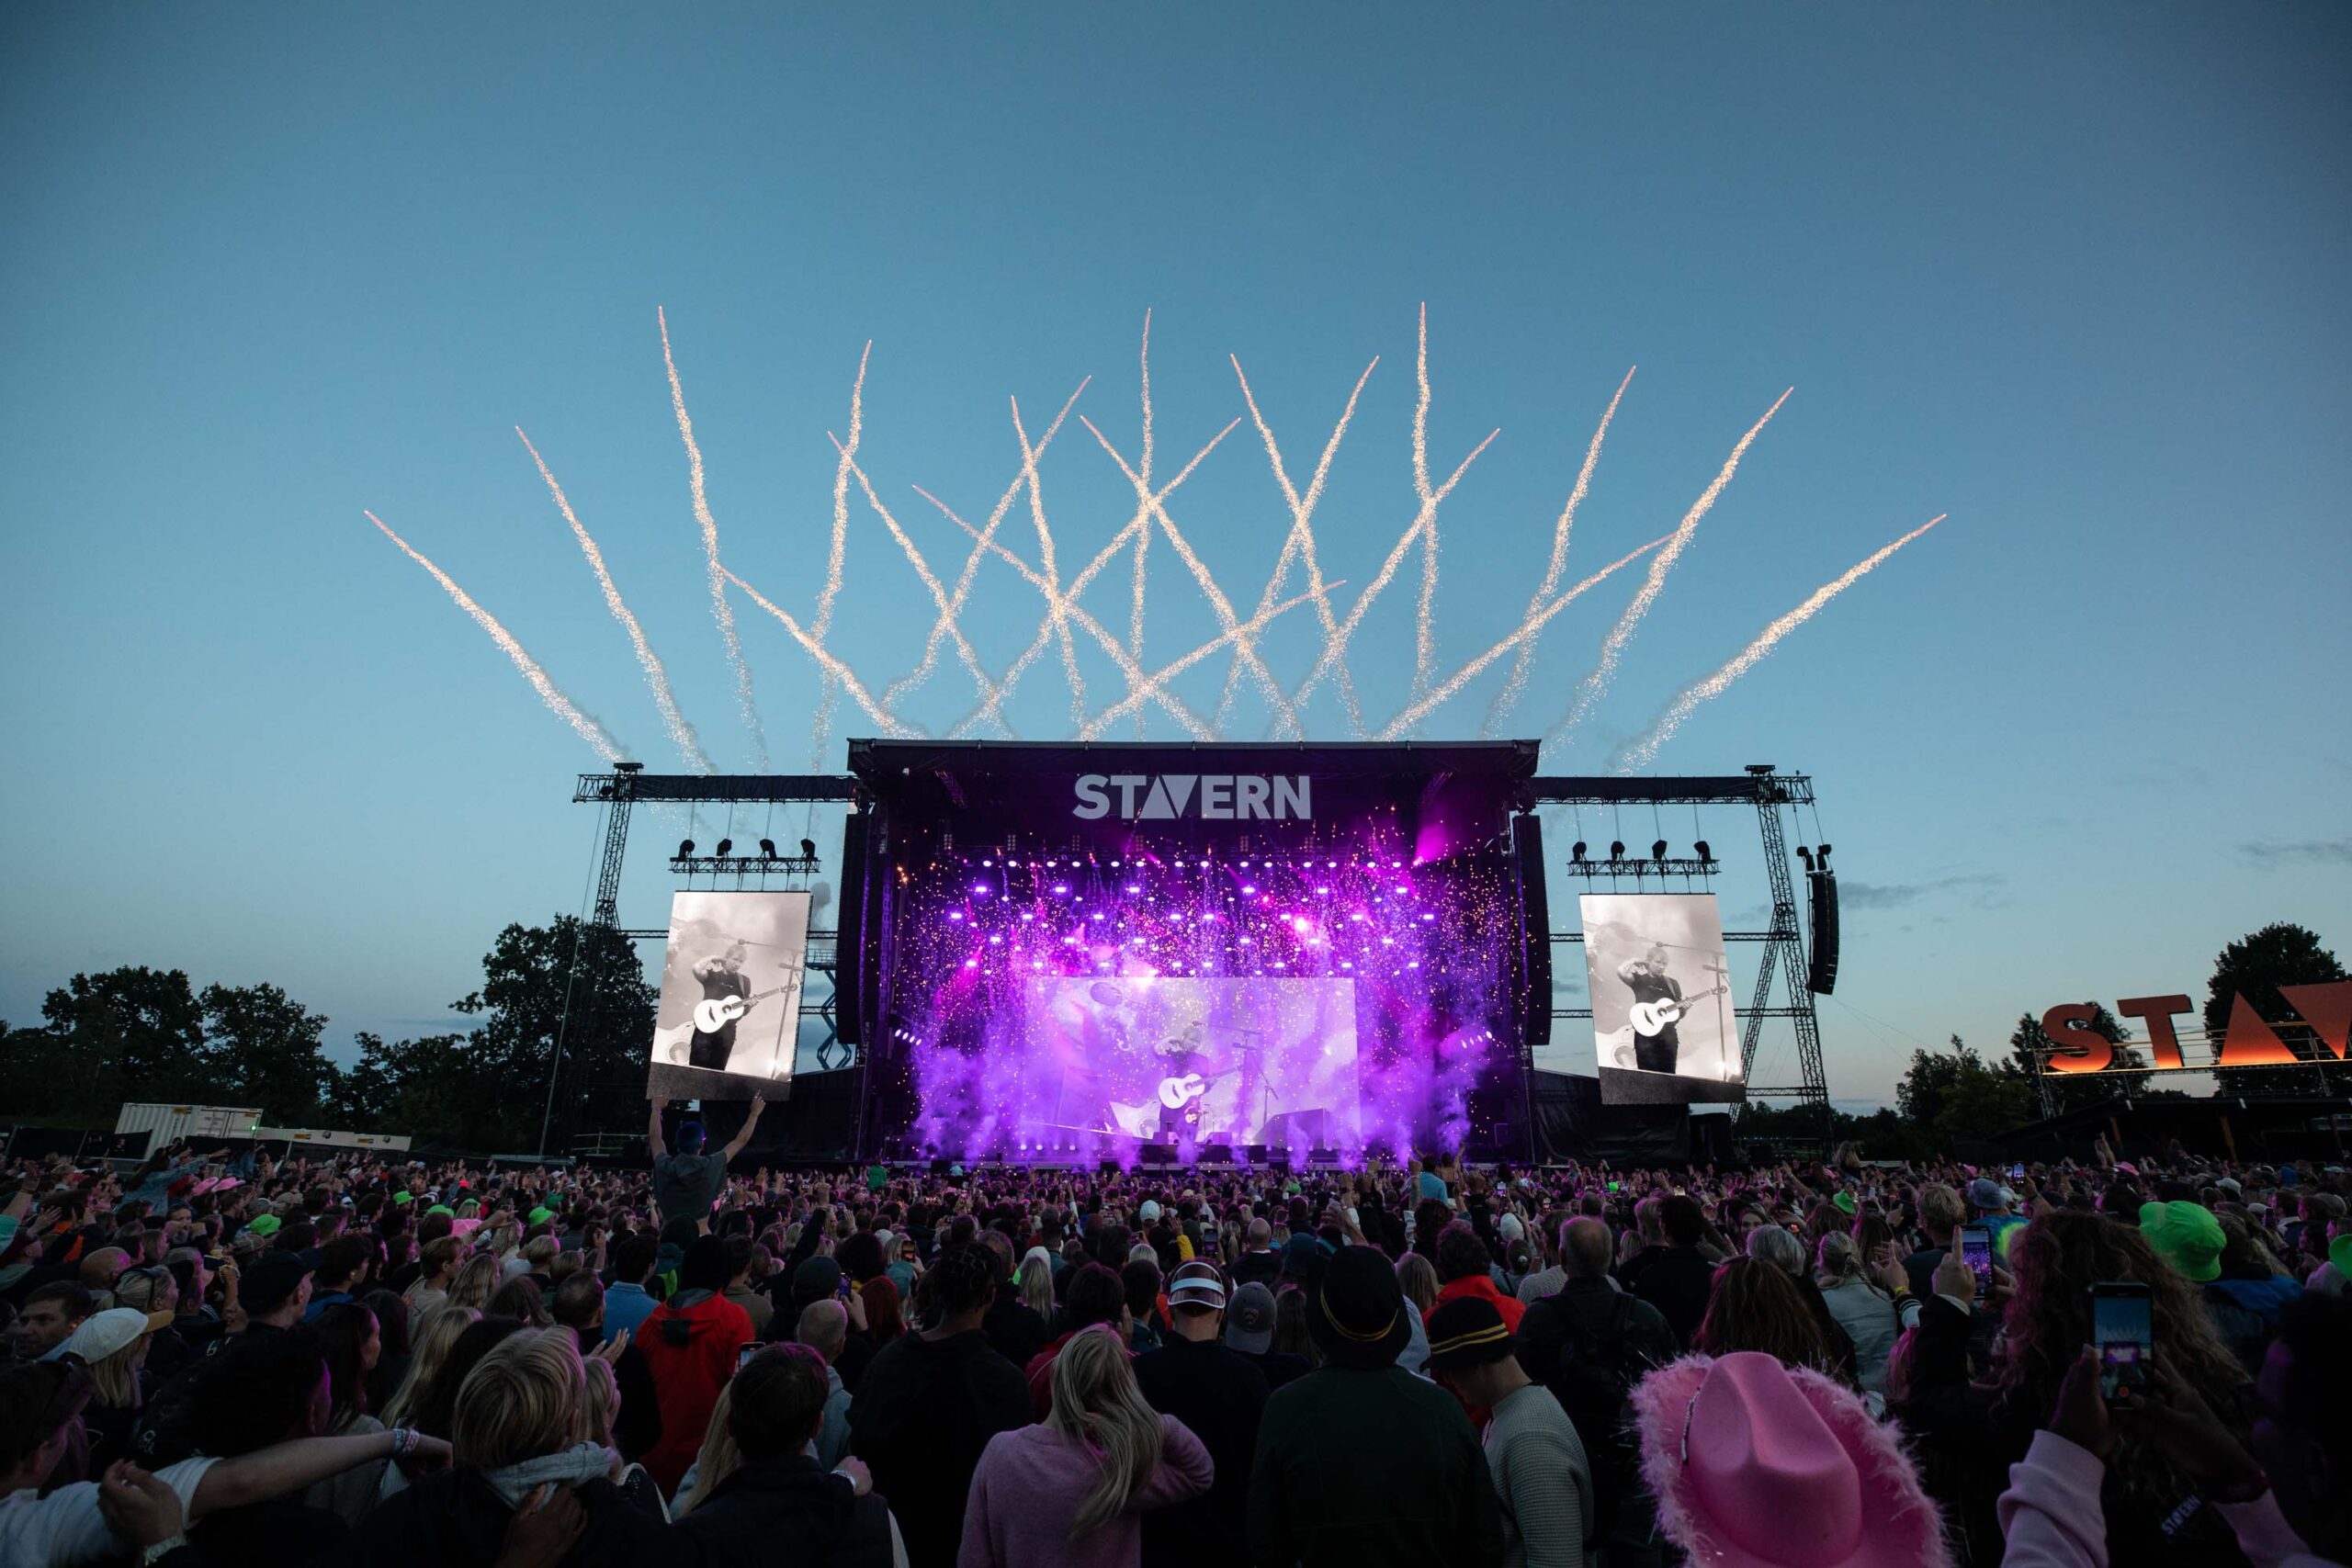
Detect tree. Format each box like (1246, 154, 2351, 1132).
(454, 917, 656, 1154)
(199, 983, 337, 1124)
(1895, 1036, 1973, 1127)
(1894, 1035, 2038, 1147)
(38, 966, 208, 1111)
(2205, 923, 2348, 1099)
(2010, 1005, 2147, 1113)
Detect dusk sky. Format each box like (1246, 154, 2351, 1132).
(4, 5, 2346, 1108)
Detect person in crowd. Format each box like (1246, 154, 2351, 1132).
(1430, 1222, 1525, 1331)
(977, 1233, 1048, 1370)
(1903, 1182, 1964, 1299)
(1120, 1258, 1166, 1352)
(171, 1325, 357, 1559)
(13, 1282, 95, 1362)
(633, 1234, 753, 1496)
(673, 1343, 898, 1563)
(647, 1100, 763, 1233)
(303, 1235, 375, 1322)
(792, 1300, 854, 1470)
(56, 1307, 170, 1466)
(1014, 1249, 1056, 1333)
(1970, 1177, 2028, 1267)
(860, 1274, 907, 1354)
(2140, 1198, 2303, 1376)
(1511, 1213, 1572, 1305)
(1233, 1219, 1283, 1292)
(359, 1291, 411, 1420)
(110, 1264, 191, 1387)
(722, 1235, 774, 1337)
(1221, 1281, 1309, 1393)
(962, 1323, 1213, 1568)
(447, 1255, 500, 1313)
(1424, 1295, 1590, 1568)
(1633, 1348, 1950, 1567)
(405, 1238, 461, 1315)
(1024, 1262, 1129, 1417)
(601, 1235, 662, 1346)
(1692, 1257, 1851, 1383)
(1814, 1231, 1903, 1394)
(358, 1327, 672, 1567)
(848, 1244, 1030, 1568)
(1132, 1261, 1267, 1564)
(380, 1303, 477, 1430)
(1247, 1245, 1504, 1567)
(1, 1356, 451, 1568)
(1634, 1195, 1719, 1350)
(485, 1276, 550, 1327)
(1395, 1252, 1441, 1319)
(300, 1302, 388, 1525)
(401, 1315, 528, 1450)
(669, 1383, 739, 1517)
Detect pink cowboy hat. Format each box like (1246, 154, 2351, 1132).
(1630, 1352, 1950, 1568)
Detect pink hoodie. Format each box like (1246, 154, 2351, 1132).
(958, 1415, 1212, 1568)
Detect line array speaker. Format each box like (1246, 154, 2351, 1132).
(834, 814, 871, 1043)
(1512, 814, 1554, 1045)
(1806, 869, 1840, 995)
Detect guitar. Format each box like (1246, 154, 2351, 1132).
(1158, 1074, 1211, 1111)
(693, 985, 796, 1035)
(1628, 984, 1729, 1039)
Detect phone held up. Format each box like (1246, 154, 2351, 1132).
(1959, 1225, 1995, 1299)
(2090, 1281, 2152, 1402)
(737, 1340, 762, 1373)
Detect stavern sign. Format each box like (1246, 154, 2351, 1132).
(2040, 982, 2352, 1075)
(1071, 773, 1311, 822)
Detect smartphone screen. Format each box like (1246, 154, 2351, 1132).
(736, 1340, 761, 1372)
(1959, 1226, 1994, 1294)
(2091, 1283, 2152, 1400)
(2008, 1163, 2026, 1182)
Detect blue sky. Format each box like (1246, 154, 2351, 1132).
(3, 5, 2346, 1108)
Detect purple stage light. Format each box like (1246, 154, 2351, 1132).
(1124, 884, 1142, 894)
(1241, 884, 1257, 895)
(1051, 884, 1069, 895)
(947, 911, 964, 921)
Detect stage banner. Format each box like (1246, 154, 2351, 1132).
(1583, 892, 1746, 1106)
(648, 890, 810, 1102)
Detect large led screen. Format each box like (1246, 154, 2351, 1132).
(648, 890, 809, 1102)
(1023, 976, 1361, 1152)
(1583, 892, 1746, 1105)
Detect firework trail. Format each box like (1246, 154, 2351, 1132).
(1223, 354, 1377, 736)
(366, 511, 628, 761)
(1484, 366, 1636, 737)
(808, 344, 872, 765)
(658, 307, 768, 766)
(1082, 414, 1297, 735)
(883, 379, 1090, 713)
(1080, 582, 1340, 738)
(516, 428, 712, 773)
(1611, 515, 1946, 771)
(1013, 396, 1088, 726)
(721, 567, 917, 738)
(1412, 303, 1440, 709)
(1128, 310, 1155, 737)
(831, 438, 1008, 729)
(1285, 423, 1498, 726)
(1376, 533, 1671, 739)
(1546, 388, 1792, 747)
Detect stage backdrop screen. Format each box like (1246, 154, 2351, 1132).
(1023, 976, 1361, 1152)
(1583, 892, 1746, 1106)
(649, 890, 810, 1102)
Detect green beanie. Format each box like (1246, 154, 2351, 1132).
(2138, 1200, 2223, 1283)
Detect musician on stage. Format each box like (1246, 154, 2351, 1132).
(1153, 1021, 1210, 1154)
(1617, 943, 1683, 1075)
(687, 939, 751, 1070)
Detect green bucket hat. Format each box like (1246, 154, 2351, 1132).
(1832, 1190, 1857, 1215)
(426, 1204, 455, 1218)
(392, 1190, 413, 1206)
(247, 1213, 282, 1239)
(2139, 1200, 2223, 1283)
(527, 1207, 554, 1226)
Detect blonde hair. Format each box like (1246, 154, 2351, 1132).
(1046, 1325, 1164, 1540)
(1394, 1253, 1440, 1315)
(451, 1329, 583, 1471)
(1017, 1254, 1055, 1319)
(88, 1336, 149, 1409)
(383, 1304, 480, 1428)
(447, 1254, 501, 1311)
(670, 1383, 739, 1518)
(579, 1356, 619, 1447)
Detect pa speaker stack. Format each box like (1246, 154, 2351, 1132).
(1806, 870, 1840, 994)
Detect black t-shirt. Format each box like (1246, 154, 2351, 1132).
(651, 1151, 729, 1225)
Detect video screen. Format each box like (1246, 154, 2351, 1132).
(648, 890, 810, 1102)
(1583, 892, 1746, 1105)
(1023, 976, 1361, 1152)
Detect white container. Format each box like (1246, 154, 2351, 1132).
(253, 1125, 413, 1154)
(113, 1103, 266, 1145)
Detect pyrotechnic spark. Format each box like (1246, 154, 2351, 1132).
(1082, 414, 1300, 736)
(1375, 534, 1671, 739)
(365, 511, 628, 761)
(1080, 582, 1340, 738)
(659, 306, 768, 765)
(808, 344, 871, 764)
(884, 379, 1090, 713)
(1547, 388, 1792, 745)
(1012, 397, 1088, 726)
(1485, 366, 1635, 737)
(1412, 303, 1439, 708)
(1611, 515, 1946, 771)
(1129, 310, 1154, 736)
(517, 428, 711, 773)
(1224, 354, 1377, 735)
(721, 567, 916, 738)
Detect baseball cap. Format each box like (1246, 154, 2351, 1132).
(239, 1252, 312, 1314)
(245, 1214, 282, 1240)
(1138, 1200, 1162, 1223)
(59, 1308, 175, 1364)
(1224, 1281, 1277, 1355)
(1168, 1261, 1227, 1312)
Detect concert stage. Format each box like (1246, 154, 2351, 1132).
(835, 740, 1550, 1165)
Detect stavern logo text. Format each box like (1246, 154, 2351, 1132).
(1072, 773, 1311, 821)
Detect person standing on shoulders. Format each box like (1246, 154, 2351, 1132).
(648, 1100, 764, 1234)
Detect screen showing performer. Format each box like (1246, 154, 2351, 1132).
(1582, 892, 1745, 1105)
(1025, 976, 1361, 1154)
(648, 890, 810, 1102)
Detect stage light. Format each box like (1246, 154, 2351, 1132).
(715, 838, 733, 857)
(1796, 846, 1815, 870)
(677, 839, 695, 858)
(1571, 841, 1588, 863)
(1609, 840, 1626, 860)
(1816, 842, 1833, 866)
(1693, 840, 1713, 863)
(759, 839, 777, 859)
(1652, 839, 1668, 863)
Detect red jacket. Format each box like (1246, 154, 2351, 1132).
(635, 1289, 754, 1494)
(1428, 1272, 1526, 1331)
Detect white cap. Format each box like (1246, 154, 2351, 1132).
(60, 1308, 173, 1364)
(1139, 1200, 1162, 1222)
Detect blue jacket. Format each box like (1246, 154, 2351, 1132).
(603, 1280, 658, 1344)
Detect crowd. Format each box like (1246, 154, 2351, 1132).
(2, 1117, 2347, 1567)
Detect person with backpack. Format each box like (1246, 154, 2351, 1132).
(1514, 1217, 1675, 1554)
(1425, 1296, 1589, 1568)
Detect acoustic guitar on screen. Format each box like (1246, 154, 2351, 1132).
(1628, 984, 1730, 1039)
(693, 986, 797, 1034)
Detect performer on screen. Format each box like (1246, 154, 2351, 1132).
(1154, 1021, 1211, 1154)
(688, 940, 751, 1071)
(1617, 943, 1683, 1076)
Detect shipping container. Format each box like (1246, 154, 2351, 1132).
(253, 1125, 413, 1154)
(113, 1103, 266, 1147)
